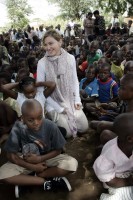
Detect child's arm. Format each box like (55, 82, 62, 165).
(106, 176, 133, 188)
(109, 82, 119, 103)
(35, 81, 56, 98)
(7, 152, 47, 173)
(24, 149, 62, 164)
(0, 82, 18, 99)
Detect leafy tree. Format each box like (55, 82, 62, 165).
(97, 0, 133, 16)
(48, 0, 98, 20)
(48, 0, 133, 18)
(6, 0, 33, 29)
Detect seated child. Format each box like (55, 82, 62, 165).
(90, 73, 133, 144)
(0, 72, 21, 117)
(1, 76, 64, 117)
(124, 61, 133, 74)
(79, 65, 99, 112)
(87, 40, 101, 65)
(93, 113, 133, 200)
(85, 63, 118, 119)
(0, 99, 78, 198)
(0, 101, 18, 148)
(111, 50, 124, 83)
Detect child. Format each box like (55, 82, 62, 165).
(0, 72, 21, 117)
(124, 61, 133, 74)
(98, 63, 118, 104)
(87, 41, 101, 65)
(80, 65, 99, 111)
(1, 76, 64, 117)
(0, 102, 18, 148)
(111, 50, 124, 82)
(90, 73, 133, 144)
(85, 63, 118, 119)
(0, 99, 78, 197)
(93, 113, 133, 199)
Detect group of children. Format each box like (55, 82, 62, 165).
(0, 19, 133, 199)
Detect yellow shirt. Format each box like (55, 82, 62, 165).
(111, 63, 123, 82)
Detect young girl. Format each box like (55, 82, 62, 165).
(93, 113, 133, 199)
(1, 77, 64, 116)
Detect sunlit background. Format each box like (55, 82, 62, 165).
(0, 0, 60, 26)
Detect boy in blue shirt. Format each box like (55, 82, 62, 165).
(80, 65, 99, 103)
(98, 63, 118, 103)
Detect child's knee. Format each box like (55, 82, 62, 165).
(100, 130, 116, 145)
(60, 156, 78, 173)
(97, 121, 113, 134)
(90, 120, 100, 129)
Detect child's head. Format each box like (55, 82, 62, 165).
(113, 113, 133, 145)
(97, 56, 110, 68)
(98, 63, 111, 82)
(111, 50, 124, 66)
(0, 72, 11, 85)
(125, 50, 133, 62)
(27, 56, 38, 74)
(19, 77, 36, 99)
(21, 99, 43, 132)
(89, 40, 99, 54)
(101, 40, 110, 52)
(118, 73, 133, 101)
(124, 61, 133, 74)
(16, 68, 30, 82)
(105, 45, 118, 58)
(17, 58, 28, 70)
(85, 65, 97, 82)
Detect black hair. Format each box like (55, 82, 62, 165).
(88, 12, 92, 16)
(106, 45, 119, 55)
(86, 64, 97, 75)
(27, 56, 36, 67)
(93, 10, 99, 15)
(0, 72, 11, 83)
(19, 76, 35, 90)
(113, 113, 133, 141)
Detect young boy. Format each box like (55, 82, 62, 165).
(0, 99, 78, 198)
(90, 73, 133, 144)
(85, 63, 118, 118)
(111, 50, 124, 83)
(93, 113, 133, 199)
(98, 63, 118, 104)
(87, 41, 101, 66)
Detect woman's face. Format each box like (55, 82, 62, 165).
(44, 36, 62, 57)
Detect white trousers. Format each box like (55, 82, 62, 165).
(47, 109, 88, 138)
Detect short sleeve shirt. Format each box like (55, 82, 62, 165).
(4, 119, 66, 155)
(79, 78, 99, 97)
(93, 137, 133, 183)
(98, 78, 118, 103)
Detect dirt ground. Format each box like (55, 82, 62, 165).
(0, 121, 104, 200)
